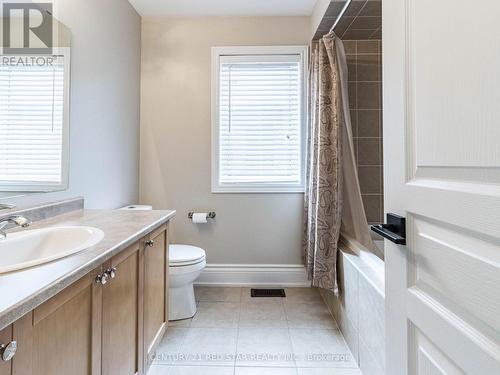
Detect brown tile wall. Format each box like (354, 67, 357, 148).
(344, 39, 383, 224)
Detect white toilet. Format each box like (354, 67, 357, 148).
(168, 244, 206, 320)
(119, 205, 206, 320)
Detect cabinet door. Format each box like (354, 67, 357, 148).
(101, 243, 142, 375)
(143, 224, 169, 370)
(0, 325, 13, 375)
(12, 268, 103, 375)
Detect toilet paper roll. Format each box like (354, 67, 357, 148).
(192, 213, 208, 224)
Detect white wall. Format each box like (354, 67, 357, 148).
(1, 0, 141, 209)
(140, 17, 311, 265)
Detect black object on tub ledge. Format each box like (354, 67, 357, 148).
(371, 213, 406, 245)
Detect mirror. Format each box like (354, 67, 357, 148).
(0, 9, 71, 198)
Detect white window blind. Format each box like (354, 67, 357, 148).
(214, 49, 306, 192)
(0, 56, 66, 191)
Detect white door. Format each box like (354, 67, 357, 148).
(384, 0, 500, 374)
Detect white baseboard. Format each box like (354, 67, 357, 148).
(194, 264, 310, 287)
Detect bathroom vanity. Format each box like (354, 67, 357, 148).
(0, 200, 175, 375)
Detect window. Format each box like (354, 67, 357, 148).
(212, 46, 307, 193)
(0, 50, 70, 192)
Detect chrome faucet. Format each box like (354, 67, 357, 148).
(0, 215, 32, 240)
(0, 203, 16, 210)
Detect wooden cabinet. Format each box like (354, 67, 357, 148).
(0, 325, 13, 375)
(143, 225, 168, 372)
(102, 243, 142, 375)
(12, 268, 102, 375)
(1, 224, 169, 375)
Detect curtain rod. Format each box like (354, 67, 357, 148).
(329, 0, 353, 34)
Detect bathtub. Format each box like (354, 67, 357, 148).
(320, 235, 386, 375)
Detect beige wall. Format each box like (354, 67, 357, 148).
(140, 17, 310, 265)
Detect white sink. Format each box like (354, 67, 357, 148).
(0, 226, 104, 274)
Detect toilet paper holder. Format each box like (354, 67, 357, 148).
(188, 211, 216, 220)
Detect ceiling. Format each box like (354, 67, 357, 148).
(128, 0, 319, 17)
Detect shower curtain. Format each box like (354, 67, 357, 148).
(304, 32, 375, 291)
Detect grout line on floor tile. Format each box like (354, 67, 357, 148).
(286, 325, 298, 368)
(164, 287, 360, 373)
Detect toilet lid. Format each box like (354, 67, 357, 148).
(169, 244, 206, 266)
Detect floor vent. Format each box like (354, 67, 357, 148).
(250, 288, 286, 298)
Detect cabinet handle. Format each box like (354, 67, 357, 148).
(95, 272, 109, 285)
(105, 267, 117, 279)
(0, 341, 17, 362)
(145, 240, 154, 247)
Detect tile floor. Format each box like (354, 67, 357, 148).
(148, 287, 362, 375)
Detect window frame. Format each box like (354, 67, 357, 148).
(211, 45, 308, 193)
(0, 47, 71, 193)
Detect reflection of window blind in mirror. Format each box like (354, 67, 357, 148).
(0, 57, 65, 187)
(218, 59, 301, 186)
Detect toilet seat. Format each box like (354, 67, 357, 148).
(169, 258, 206, 276)
(169, 244, 206, 267)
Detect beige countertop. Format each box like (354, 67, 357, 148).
(0, 208, 175, 330)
